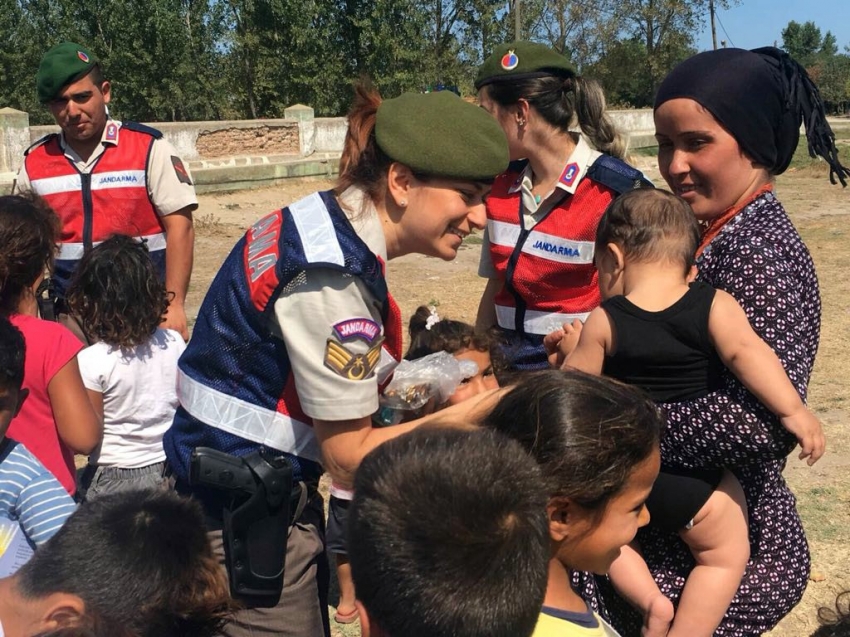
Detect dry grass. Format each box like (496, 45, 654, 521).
(193, 212, 227, 236)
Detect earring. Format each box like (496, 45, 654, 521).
(399, 200, 407, 207)
(518, 118, 526, 127)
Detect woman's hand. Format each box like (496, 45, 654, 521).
(423, 387, 507, 431)
(314, 387, 509, 490)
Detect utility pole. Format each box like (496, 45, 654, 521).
(709, 0, 718, 50)
(514, 0, 521, 41)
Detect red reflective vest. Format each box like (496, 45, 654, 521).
(24, 123, 164, 296)
(486, 161, 618, 336)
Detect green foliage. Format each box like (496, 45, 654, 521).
(586, 35, 694, 108)
(781, 20, 826, 68)
(525, 0, 713, 106)
(0, 0, 778, 121)
(782, 20, 850, 114)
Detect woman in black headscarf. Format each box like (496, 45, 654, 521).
(574, 47, 848, 636)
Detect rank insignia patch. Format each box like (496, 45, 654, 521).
(171, 156, 193, 185)
(325, 318, 384, 381)
(559, 162, 579, 187)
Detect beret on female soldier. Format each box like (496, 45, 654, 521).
(375, 91, 509, 181)
(475, 41, 575, 89)
(37, 42, 98, 104)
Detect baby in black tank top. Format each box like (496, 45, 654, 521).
(562, 190, 824, 637)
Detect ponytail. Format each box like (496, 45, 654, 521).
(571, 76, 626, 159)
(484, 74, 626, 158)
(335, 81, 392, 204)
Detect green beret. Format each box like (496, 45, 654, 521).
(37, 42, 99, 103)
(375, 91, 509, 181)
(475, 41, 574, 89)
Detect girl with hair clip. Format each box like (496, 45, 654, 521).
(66, 235, 186, 500)
(570, 47, 850, 636)
(474, 41, 652, 371)
(328, 304, 500, 625)
(404, 305, 500, 404)
(484, 370, 664, 637)
(0, 194, 100, 496)
(163, 86, 509, 636)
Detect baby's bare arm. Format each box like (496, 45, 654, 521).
(562, 308, 612, 375)
(709, 290, 825, 464)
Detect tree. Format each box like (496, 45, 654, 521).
(456, 0, 511, 85)
(781, 20, 824, 67)
(74, 0, 230, 122)
(781, 20, 850, 114)
(617, 0, 701, 94)
(526, 0, 620, 69)
(0, 0, 81, 124)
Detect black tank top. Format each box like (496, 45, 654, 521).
(601, 282, 724, 402)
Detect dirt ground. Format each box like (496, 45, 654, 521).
(190, 159, 849, 637)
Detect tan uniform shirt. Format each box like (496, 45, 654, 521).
(15, 120, 198, 215)
(274, 187, 391, 422)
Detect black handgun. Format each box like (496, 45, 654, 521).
(190, 447, 294, 605)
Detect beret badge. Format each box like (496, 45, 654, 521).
(77, 50, 90, 63)
(500, 50, 519, 71)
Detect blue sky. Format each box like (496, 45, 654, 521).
(695, 0, 850, 52)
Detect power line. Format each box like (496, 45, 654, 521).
(715, 11, 735, 48)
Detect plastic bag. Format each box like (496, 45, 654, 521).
(374, 351, 478, 425)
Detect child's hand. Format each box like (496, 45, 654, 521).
(780, 407, 826, 465)
(544, 328, 566, 368)
(559, 319, 584, 361)
(543, 320, 584, 368)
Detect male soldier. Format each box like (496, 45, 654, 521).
(16, 42, 196, 339)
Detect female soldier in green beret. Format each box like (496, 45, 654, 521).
(475, 41, 651, 370)
(162, 86, 509, 637)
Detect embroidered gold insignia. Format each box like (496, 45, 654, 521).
(324, 336, 385, 381)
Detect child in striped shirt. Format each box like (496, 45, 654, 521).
(0, 317, 76, 552)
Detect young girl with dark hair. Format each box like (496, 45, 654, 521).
(67, 235, 185, 500)
(405, 305, 500, 405)
(484, 370, 663, 637)
(0, 194, 100, 495)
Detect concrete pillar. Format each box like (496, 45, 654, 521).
(0, 107, 30, 175)
(284, 104, 315, 157)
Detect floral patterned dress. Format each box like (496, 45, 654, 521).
(575, 191, 822, 636)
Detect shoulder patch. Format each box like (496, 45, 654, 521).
(171, 156, 193, 185)
(244, 210, 283, 311)
(121, 121, 164, 139)
(586, 155, 654, 194)
(325, 317, 384, 381)
(24, 133, 57, 156)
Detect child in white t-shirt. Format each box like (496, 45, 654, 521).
(67, 235, 186, 500)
